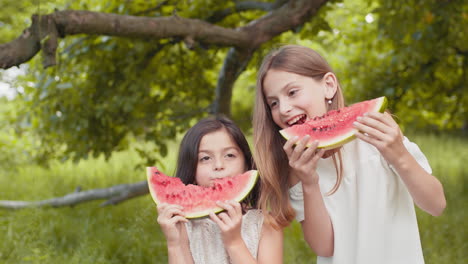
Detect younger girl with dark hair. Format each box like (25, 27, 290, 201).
(156, 116, 282, 264)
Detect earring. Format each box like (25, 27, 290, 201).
(327, 99, 332, 105)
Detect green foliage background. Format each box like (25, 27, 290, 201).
(1, 0, 466, 165)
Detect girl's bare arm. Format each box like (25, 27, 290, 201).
(300, 180, 334, 257)
(285, 137, 334, 256)
(157, 204, 194, 264)
(167, 226, 194, 264)
(256, 220, 284, 263)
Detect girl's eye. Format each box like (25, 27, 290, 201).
(288, 89, 298, 96)
(225, 153, 236, 158)
(270, 101, 278, 108)
(200, 156, 211, 162)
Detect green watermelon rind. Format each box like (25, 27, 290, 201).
(279, 96, 388, 150)
(147, 168, 259, 219)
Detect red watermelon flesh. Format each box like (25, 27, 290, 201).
(147, 167, 259, 219)
(279, 96, 388, 150)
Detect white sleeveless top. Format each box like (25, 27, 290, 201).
(185, 209, 264, 264)
(289, 137, 431, 264)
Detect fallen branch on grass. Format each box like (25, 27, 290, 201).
(0, 181, 149, 209)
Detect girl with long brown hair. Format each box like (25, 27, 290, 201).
(253, 45, 446, 264)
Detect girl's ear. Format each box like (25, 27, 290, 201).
(323, 72, 338, 100)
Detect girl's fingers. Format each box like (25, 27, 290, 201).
(209, 212, 226, 228)
(308, 140, 320, 151)
(312, 148, 326, 162)
(156, 203, 166, 212)
(353, 120, 389, 142)
(283, 136, 299, 156)
(216, 201, 236, 217)
(297, 140, 317, 163)
(364, 112, 396, 128)
(217, 212, 233, 225)
(289, 135, 310, 161)
(169, 215, 188, 224)
(222, 200, 242, 217)
(230, 200, 242, 216)
(356, 115, 390, 134)
(159, 204, 185, 218)
(164, 208, 185, 219)
(355, 130, 380, 147)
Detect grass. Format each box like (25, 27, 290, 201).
(410, 133, 468, 263)
(0, 133, 466, 263)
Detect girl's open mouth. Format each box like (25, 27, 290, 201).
(287, 114, 307, 126)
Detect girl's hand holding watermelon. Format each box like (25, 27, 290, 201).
(283, 136, 325, 186)
(209, 200, 243, 249)
(353, 111, 406, 166)
(156, 203, 188, 246)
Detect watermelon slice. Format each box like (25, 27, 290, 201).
(147, 167, 259, 219)
(279, 96, 388, 150)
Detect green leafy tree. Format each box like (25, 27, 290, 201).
(0, 0, 466, 168)
(1, 0, 332, 165)
(340, 0, 467, 131)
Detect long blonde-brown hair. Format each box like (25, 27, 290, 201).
(253, 45, 346, 228)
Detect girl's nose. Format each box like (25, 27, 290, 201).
(279, 101, 292, 115)
(214, 159, 224, 171)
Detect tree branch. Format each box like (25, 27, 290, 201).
(242, 0, 328, 47)
(1, 0, 328, 70)
(0, 10, 251, 69)
(0, 14, 45, 69)
(0, 181, 149, 210)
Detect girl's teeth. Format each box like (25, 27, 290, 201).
(289, 115, 305, 125)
